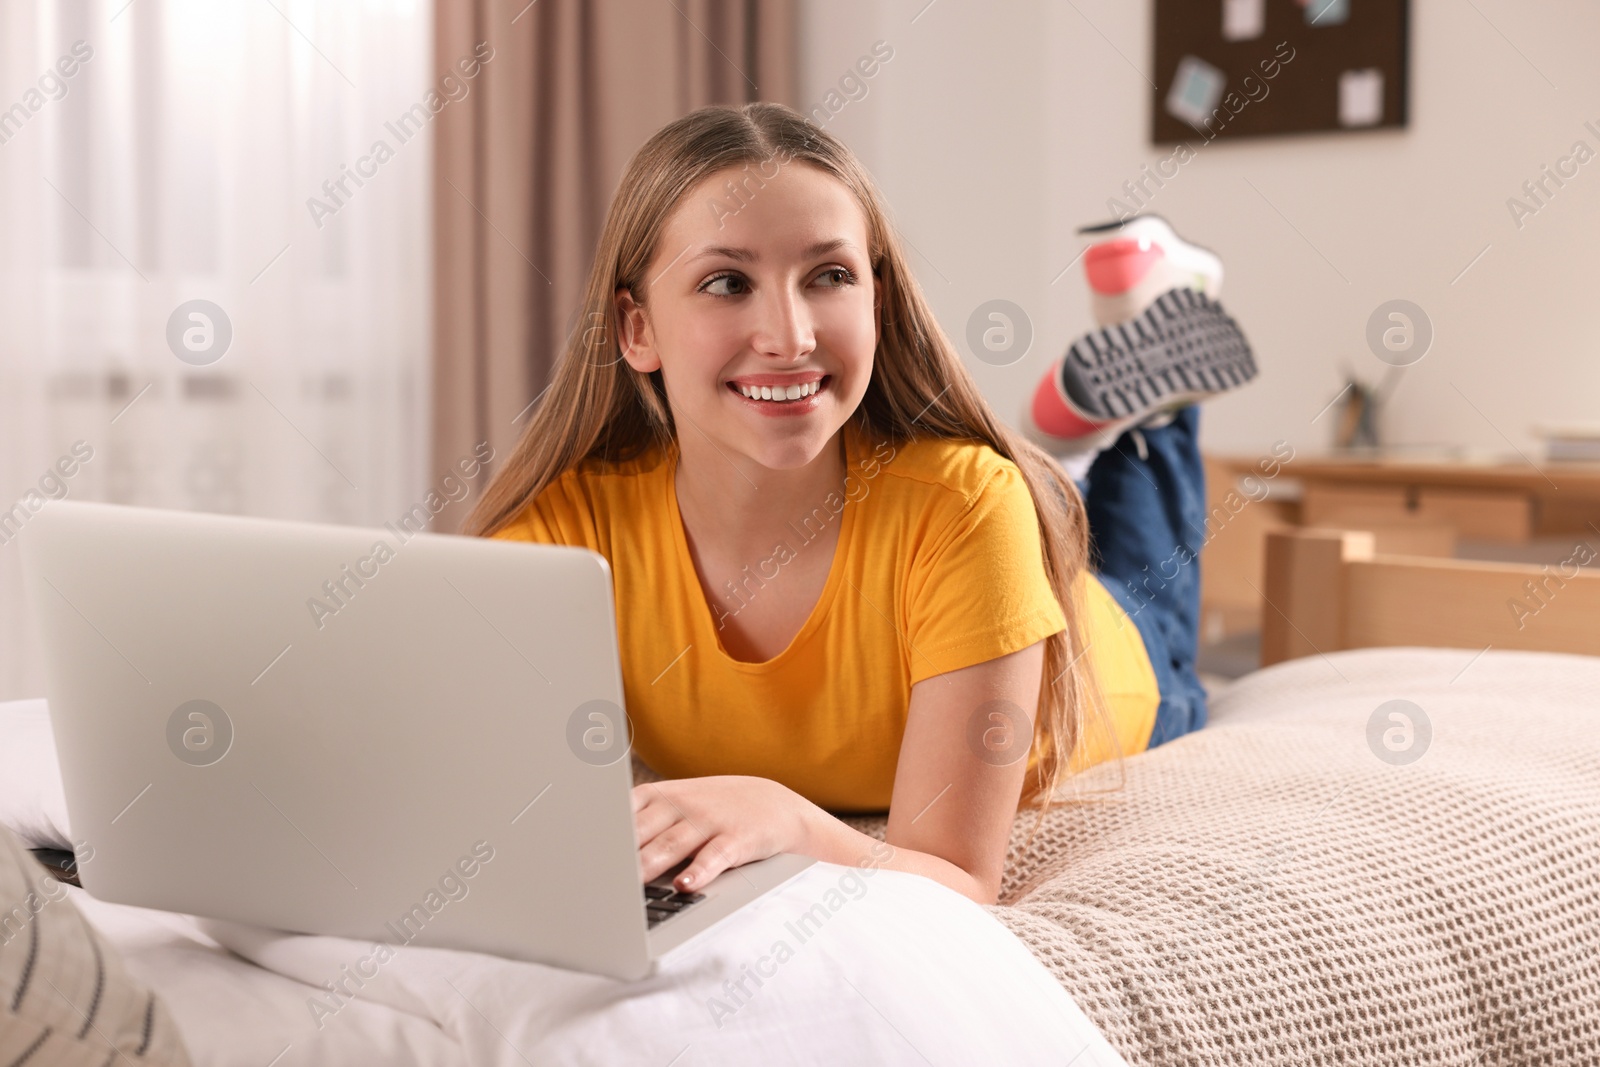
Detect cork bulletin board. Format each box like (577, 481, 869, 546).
(1151, 0, 1410, 144)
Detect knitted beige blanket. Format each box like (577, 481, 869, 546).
(756, 647, 1598, 1066)
(835, 648, 1600, 1065)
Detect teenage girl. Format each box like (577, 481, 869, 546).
(465, 103, 1254, 906)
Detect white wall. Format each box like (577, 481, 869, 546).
(800, 0, 1600, 461)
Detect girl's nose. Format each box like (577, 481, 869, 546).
(750, 288, 816, 361)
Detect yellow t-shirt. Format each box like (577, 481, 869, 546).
(491, 419, 1158, 811)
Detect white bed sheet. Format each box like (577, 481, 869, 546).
(67, 891, 465, 1066)
(0, 696, 1126, 1067)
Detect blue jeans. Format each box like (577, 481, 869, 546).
(1075, 405, 1209, 748)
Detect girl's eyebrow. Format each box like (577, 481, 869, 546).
(689, 238, 856, 264)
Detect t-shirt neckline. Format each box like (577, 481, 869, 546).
(664, 422, 859, 673)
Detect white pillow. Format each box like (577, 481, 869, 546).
(202, 861, 1130, 1066)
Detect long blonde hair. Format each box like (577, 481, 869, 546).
(464, 102, 1118, 824)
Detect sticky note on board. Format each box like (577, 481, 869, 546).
(1339, 69, 1384, 126)
(1166, 55, 1226, 129)
(1223, 0, 1265, 41)
(1306, 0, 1351, 26)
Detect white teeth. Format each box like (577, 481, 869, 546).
(736, 380, 823, 401)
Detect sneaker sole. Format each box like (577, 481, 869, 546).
(1058, 288, 1257, 422)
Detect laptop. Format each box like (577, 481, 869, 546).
(19, 500, 815, 980)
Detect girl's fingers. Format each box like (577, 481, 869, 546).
(633, 794, 679, 850)
(631, 781, 669, 812)
(639, 818, 709, 884)
(675, 832, 740, 893)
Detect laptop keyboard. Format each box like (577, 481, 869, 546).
(644, 880, 706, 929)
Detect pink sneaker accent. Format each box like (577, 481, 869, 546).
(1030, 372, 1106, 440)
(1084, 238, 1166, 296)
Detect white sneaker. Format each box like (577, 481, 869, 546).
(1078, 214, 1224, 329)
(1021, 216, 1241, 473)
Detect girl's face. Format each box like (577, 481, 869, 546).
(617, 161, 878, 473)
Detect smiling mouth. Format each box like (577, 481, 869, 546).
(727, 376, 830, 403)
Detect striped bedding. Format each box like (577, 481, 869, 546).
(0, 824, 191, 1065)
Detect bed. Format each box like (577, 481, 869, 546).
(1257, 526, 1600, 662)
(4, 531, 1598, 1065)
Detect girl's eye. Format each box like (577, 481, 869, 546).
(697, 272, 747, 297)
(696, 266, 857, 296)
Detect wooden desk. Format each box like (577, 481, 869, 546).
(1198, 451, 1600, 640)
(1244, 451, 1600, 543)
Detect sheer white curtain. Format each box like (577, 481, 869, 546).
(0, 0, 432, 700)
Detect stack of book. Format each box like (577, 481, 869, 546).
(1537, 424, 1600, 464)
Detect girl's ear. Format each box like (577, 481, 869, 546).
(613, 286, 661, 373)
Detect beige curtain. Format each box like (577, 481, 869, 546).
(432, 0, 798, 528)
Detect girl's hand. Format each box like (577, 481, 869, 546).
(632, 775, 813, 893)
